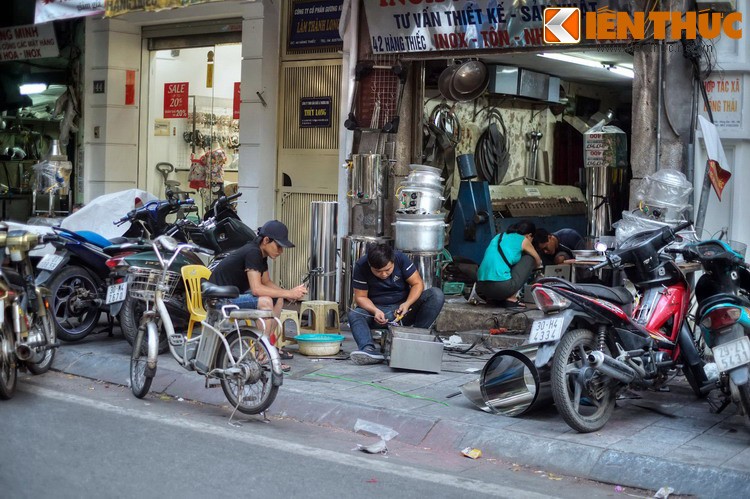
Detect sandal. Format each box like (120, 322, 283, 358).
(281, 364, 291, 373)
(278, 349, 294, 360)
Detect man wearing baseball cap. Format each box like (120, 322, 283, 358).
(209, 220, 307, 361)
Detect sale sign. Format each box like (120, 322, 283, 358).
(164, 82, 189, 119)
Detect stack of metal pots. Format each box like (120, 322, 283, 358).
(393, 164, 447, 289)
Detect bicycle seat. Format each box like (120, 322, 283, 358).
(201, 282, 239, 299)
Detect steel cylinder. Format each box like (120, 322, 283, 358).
(308, 201, 338, 302)
(478, 344, 553, 417)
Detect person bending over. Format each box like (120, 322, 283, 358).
(476, 221, 542, 309)
(209, 220, 307, 360)
(532, 227, 584, 265)
(348, 243, 445, 365)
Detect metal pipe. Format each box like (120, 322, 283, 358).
(412, 61, 425, 163)
(587, 350, 636, 383)
(309, 201, 338, 301)
(656, 40, 664, 171)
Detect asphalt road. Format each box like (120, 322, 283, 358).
(1, 372, 661, 498)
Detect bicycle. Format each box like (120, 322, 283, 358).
(128, 236, 283, 418)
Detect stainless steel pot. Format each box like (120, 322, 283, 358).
(401, 250, 441, 290)
(405, 170, 443, 189)
(398, 187, 444, 214)
(350, 154, 387, 201)
(408, 164, 442, 176)
(393, 213, 446, 252)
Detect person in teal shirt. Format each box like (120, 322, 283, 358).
(476, 221, 543, 308)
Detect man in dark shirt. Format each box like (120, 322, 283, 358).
(533, 228, 584, 265)
(348, 243, 445, 365)
(209, 220, 306, 357)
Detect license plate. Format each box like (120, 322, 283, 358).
(105, 283, 128, 305)
(37, 254, 64, 271)
(528, 317, 566, 344)
(713, 336, 750, 373)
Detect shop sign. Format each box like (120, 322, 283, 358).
(703, 76, 742, 129)
(0, 23, 59, 62)
(288, 0, 343, 50)
(35, 0, 105, 23)
(164, 82, 189, 118)
(363, 1, 610, 53)
(233, 82, 241, 120)
(105, 0, 224, 18)
(299, 97, 332, 128)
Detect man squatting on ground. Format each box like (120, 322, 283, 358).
(348, 243, 445, 365)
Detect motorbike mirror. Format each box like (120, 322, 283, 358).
(595, 242, 608, 253)
(155, 235, 179, 252)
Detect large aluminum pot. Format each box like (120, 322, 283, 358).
(393, 213, 446, 252)
(405, 170, 443, 189)
(408, 164, 442, 176)
(341, 236, 393, 315)
(350, 154, 387, 201)
(397, 187, 444, 214)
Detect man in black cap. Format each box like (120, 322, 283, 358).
(209, 220, 307, 360)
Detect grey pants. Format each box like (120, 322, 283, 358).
(476, 254, 536, 303)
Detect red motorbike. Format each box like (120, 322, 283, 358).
(528, 221, 712, 432)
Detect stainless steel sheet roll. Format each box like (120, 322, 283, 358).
(309, 201, 338, 301)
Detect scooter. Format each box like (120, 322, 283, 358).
(528, 221, 712, 433)
(669, 239, 750, 423)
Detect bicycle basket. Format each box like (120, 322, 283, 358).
(127, 266, 180, 302)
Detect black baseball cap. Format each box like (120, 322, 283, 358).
(259, 220, 294, 248)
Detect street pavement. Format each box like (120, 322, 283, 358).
(47, 313, 750, 498)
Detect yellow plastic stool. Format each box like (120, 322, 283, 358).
(277, 309, 300, 348)
(299, 300, 340, 334)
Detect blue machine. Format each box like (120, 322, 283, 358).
(447, 181, 496, 265)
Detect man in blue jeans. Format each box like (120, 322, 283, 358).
(348, 244, 445, 365)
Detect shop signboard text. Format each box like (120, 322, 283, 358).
(0, 23, 59, 62)
(300, 97, 332, 128)
(288, 0, 343, 50)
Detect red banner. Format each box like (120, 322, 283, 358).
(125, 70, 136, 105)
(707, 159, 732, 201)
(233, 82, 241, 119)
(164, 82, 189, 119)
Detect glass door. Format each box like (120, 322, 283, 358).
(147, 43, 241, 217)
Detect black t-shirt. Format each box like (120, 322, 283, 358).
(209, 241, 267, 293)
(352, 251, 417, 306)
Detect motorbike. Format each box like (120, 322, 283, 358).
(35, 194, 194, 342)
(0, 224, 59, 399)
(528, 221, 712, 432)
(128, 236, 282, 416)
(116, 192, 255, 351)
(670, 239, 750, 423)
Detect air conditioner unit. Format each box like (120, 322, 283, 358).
(695, 0, 736, 12)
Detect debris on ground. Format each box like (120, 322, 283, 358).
(461, 447, 482, 459)
(654, 486, 674, 498)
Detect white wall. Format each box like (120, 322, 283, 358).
(82, 0, 279, 230)
(696, 3, 750, 248)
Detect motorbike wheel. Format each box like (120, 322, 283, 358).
(0, 321, 18, 400)
(218, 329, 279, 414)
(120, 295, 169, 354)
(27, 307, 57, 375)
(49, 266, 101, 342)
(738, 383, 750, 427)
(682, 362, 708, 398)
(130, 325, 154, 398)
(551, 328, 616, 433)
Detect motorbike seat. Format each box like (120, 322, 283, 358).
(102, 243, 152, 256)
(570, 284, 633, 305)
(1, 267, 25, 288)
(75, 230, 112, 248)
(201, 282, 240, 299)
(697, 293, 750, 320)
(109, 237, 129, 245)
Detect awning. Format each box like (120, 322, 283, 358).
(104, 0, 225, 18)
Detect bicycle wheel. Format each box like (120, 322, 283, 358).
(551, 328, 616, 433)
(130, 323, 154, 398)
(0, 320, 18, 400)
(218, 330, 279, 414)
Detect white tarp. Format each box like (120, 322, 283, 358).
(60, 188, 157, 239)
(35, 0, 105, 23)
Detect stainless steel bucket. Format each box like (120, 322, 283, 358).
(393, 213, 446, 252)
(478, 344, 553, 417)
(351, 154, 387, 201)
(341, 236, 393, 315)
(308, 201, 338, 301)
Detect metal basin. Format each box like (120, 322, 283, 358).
(453, 60, 488, 95)
(393, 213, 446, 252)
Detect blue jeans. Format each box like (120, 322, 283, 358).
(347, 287, 445, 351)
(231, 293, 260, 309)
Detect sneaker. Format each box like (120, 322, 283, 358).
(350, 347, 385, 365)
